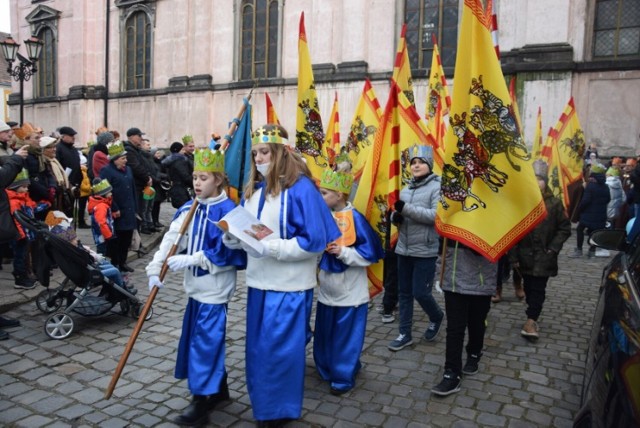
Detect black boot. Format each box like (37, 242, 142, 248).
(208, 373, 230, 409)
(174, 395, 210, 426)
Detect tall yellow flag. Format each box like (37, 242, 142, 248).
(543, 97, 585, 210)
(346, 80, 382, 181)
(435, 0, 545, 263)
(425, 36, 450, 174)
(532, 106, 543, 160)
(391, 23, 415, 105)
(425, 35, 451, 121)
(323, 92, 341, 166)
(296, 12, 326, 179)
(265, 92, 280, 125)
(354, 83, 432, 297)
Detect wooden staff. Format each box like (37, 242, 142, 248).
(219, 80, 258, 151)
(104, 200, 199, 400)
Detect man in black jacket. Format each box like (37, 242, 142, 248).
(0, 125, 28, 340)
(124, 127, 152, 229)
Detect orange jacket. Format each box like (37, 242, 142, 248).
(6, 189, 36, 240)
(88, 195, 114, 240)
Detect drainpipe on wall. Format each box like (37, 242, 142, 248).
(103, 0, 110, 127)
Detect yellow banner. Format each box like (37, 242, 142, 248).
(296, 12, 326, 180)
(435, 0, 545, 263)
(347, 80, 382, 181)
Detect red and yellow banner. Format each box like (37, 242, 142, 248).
(391, 23, 414, 105)
(532, 106, 543, 160)
(265, 92, 280, 125)
(435, 0, 545, 263)
(323, 92, 341, 167)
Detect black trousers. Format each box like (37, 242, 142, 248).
(382, 249, 398, 313)
(521, 274, 549, 321)
(444, 291, 492, 375)
(107, 229, 133, 268)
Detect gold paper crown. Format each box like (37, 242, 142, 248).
(320, 169, 354, 195)
(107, 141, 126, 159)
(194, 148, 225, 173)
(91, 178, 113, 196)
(252, 125, 289, 146)
(10, 168, 30, 188)
(182, 135, 193, 144)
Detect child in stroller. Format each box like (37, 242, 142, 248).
(15, 210, 150, 340)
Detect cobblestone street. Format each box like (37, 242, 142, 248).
(0, 205, 606, 427)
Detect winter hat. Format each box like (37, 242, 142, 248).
(96, 132, 115, 146)
(50, 225, 77, 243)
(170, 142, 184, 153)
(606, 167, 620, 177)
(8, 168, 30, 189)
(0, 121, 10, 132)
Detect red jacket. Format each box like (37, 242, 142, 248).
(88, 194, 114, 240)
(92, 151, 109, 179)
(6, 189, 36, 240)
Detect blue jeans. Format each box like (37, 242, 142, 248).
(397, 255, 443, 338)
(98, 261, 124, 286)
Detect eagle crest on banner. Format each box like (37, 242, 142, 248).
(296, 93, 328, 167)
(560, 129, 585, 162)
(346, 117, 376, 155)
(440, 75, 532, 212)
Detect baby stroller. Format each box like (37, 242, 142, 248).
(15, 211, 153, 340)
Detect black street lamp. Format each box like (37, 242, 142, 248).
(0, 36, 44, 126)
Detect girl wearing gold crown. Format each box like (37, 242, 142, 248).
(145, 147, 246, 426)
(314, 164, 384, 395)
(225, 123, 340, 425)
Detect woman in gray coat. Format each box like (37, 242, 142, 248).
(387, 145, 444, 351)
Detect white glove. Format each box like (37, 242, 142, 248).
(148, 275, 163, 292)
(222, 232, 242, 249)
(167, 254, 200, 271)
(240, 241, 269, 258)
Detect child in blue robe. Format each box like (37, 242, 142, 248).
(224, 124, 340, 425)
(146, 147, 246, 426)
(315, 166, 384, 395)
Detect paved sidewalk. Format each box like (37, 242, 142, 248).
(0, 208, 608, 427)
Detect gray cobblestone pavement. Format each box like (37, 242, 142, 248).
(0, 202, 606, 427)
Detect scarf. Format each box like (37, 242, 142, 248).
(27, 145, 46, 172)
(45, 156, 70, 188)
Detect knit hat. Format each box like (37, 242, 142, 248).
(96, 132, 115, 146)
(408, 144, 434, 170)
(50, 225, 77, 243)
(91, 178, 113, 196)
(606, 167, 620, 177)
(45, 210, 72, 229)
(170, 142, 184, 153)
(8, 168, 30, 189)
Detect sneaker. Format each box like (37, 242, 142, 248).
(0, 316, 20, 328)
(520, 319, 539, 340)
(568, 248, 583, 258)
(431, 371, 461, 396)
(381, 312, 395, 323)
(388, 333, 413, 351)
(14, 275, 37, 290)
(462, 353, 481, 375)
(424, 318, 443, 342)
(375, 303, 384, 313)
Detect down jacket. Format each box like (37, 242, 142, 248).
(509, 190, 571, 278)
(394, 174, 440, 258)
